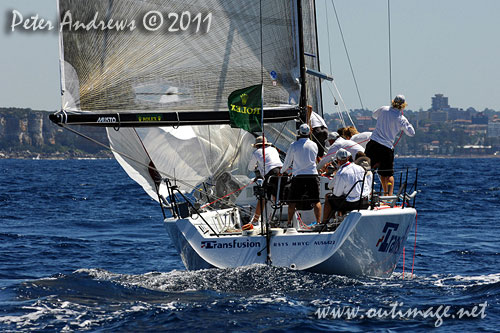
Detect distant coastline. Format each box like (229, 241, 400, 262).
(397, 154, 500, 159)
(2, 150, 499, 160)
(0, 150, 112, 160)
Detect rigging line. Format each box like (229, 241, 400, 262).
(324, 84, 346, 126)
(269, 122, 289, 151)
(327, 80, 356, 127)
(228, 129, 244, 169)
(388, 0, 393, 100)
(260, 0, 264, 87)
(411, 211, 418, 278)
(201, 180, 255, 210)
(330, 0, 364, 110)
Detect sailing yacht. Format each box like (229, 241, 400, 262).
(50, 0, 417, 277)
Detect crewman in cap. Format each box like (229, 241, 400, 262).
(325, 131, 339, 149)
(365, 95, 415, 195)
(281, 124, 321, 226)
(307, 105, 329, 159)
(317, 128, 365, 172)
(246, 136, 283, 226)
(321, 148, 371, 228)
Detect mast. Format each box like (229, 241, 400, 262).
(297, 0, 308, 123)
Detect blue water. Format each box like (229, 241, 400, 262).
(0, 158, 498, 332)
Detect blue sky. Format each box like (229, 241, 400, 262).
(1, 0, 499, 113)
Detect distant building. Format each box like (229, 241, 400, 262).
(431, 94, 450, 110)
(355, 116, 375, 132)
(488, 122, 500, 138)
(471, 112, 488, 125)
(430, 111, 447, 123)
(447, 108, 470, 121)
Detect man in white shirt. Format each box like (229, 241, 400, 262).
(321, 149, 371, 226)
(317, 133, 365, 171)
(365, 95, 415, 195)
(325, 131, 339, 149)
(246, 136, 283, 225)
(308, 105, 329, 159)
(281, 124, 321, 226)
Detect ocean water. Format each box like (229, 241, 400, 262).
(0, 158, 498, 332)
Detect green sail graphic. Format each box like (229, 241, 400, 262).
(228, 84, 263, 133)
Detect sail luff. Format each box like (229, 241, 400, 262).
(311, 0, 325, 117)
(297, 0, 308, 117)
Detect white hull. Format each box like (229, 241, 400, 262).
(164, 207, 416, 278)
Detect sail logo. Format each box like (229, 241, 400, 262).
(376, 222, 402, 254)
(97, 117, 117, 123)
(241, 93, 249, 105)
(229, 104, 261, 115)
(137, 115, 163, 122)
(201, 240, 261, 249)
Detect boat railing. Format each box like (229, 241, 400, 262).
(370, 167, 419, 209)
(161, 178, 221, 237)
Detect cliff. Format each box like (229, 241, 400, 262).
(0, 108, 112, 159)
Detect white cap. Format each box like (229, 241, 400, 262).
(328, 132, 339, 141)
(299, 124, 311, 136)
(336, 148, 351, 160)
(393, 95, 406, 104)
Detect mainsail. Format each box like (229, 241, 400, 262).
(55, 0, 322, 201)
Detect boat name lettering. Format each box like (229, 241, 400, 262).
(97, 117, 117, 123)
(376, 222, 403, 254)
(272, 240, 336, 247)
(230, 104, 261, 115)
(137, 115, 163, 122)
(314, 240, 335, 246)
(200, 240, 261, 249)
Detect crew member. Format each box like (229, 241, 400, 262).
(317, 128, 365, 171)
(246, 136, 283, 226)
(281, 124, 321, 226)
(365, 95, 415, 195)
(307, 105, 329, 159)
(321, 149, 371, 227)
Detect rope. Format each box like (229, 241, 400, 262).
(387, 0, 393, 101)
(411, 211, 418, 278)
(393, 110, 405, 148)
(201, 180, 255, 209)
(402, 246, 405, 279)
(393, 130, 404, 148)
